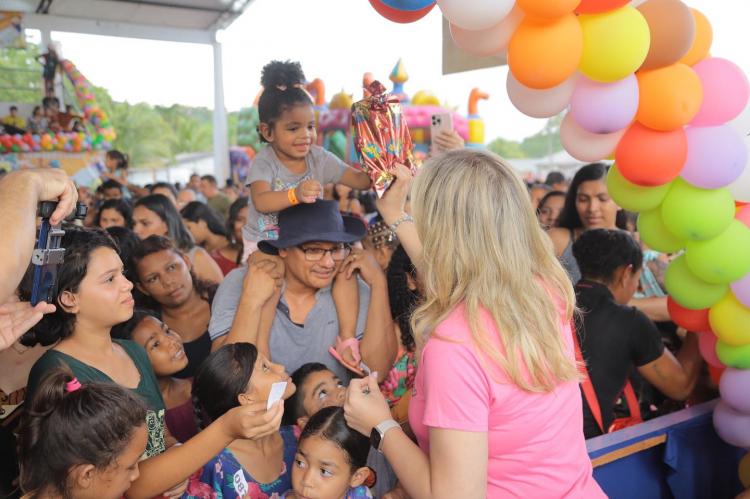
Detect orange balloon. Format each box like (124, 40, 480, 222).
(517, 0, 581, 19)
(508, 14, 583, 90)
(636, 63, 703, 131)
(680, 9, 713, 66)
(637, 0, 695, 70)
(615, 122, 687, 186)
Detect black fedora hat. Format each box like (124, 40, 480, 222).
(258, 200, 366, 255)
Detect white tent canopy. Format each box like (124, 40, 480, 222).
(6, 0, 252, 181)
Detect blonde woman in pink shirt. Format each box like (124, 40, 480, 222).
(344, 150, 604, 498)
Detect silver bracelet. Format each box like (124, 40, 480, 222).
(389, 213, 413, 233)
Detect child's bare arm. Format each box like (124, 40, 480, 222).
(339, 167, 372, 190)
(250, 180, 322, 213)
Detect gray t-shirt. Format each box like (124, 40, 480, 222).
(208, 267, 370, 382)
(243, 145, 348, 243)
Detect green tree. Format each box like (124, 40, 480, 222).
(0, 45, 43, 102)
(519, 113, 564, 158)
(109, 102, 174, 168)
(487, 137, 526, 159)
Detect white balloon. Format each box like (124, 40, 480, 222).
(728, 99, 750, 202)
(507, 71, 577, 119)
(560, 112, 626, 163)
(437, 0, 514, 31)
(449, 6, 523, 57)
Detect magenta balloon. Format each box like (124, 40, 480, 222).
(692, 58, 750, 126)
(731, 272, 750, 309)
(698, 332, 723, 368)
(570, 74, 639, 134)
(560, 112, 626, 162)
(681, 125, 748, 189)
(719, 368, 750, 413)
(713, 400, 750, 448)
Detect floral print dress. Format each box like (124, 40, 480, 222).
(183, 426, 297, 499)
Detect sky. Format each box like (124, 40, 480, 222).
(41, 0, 750, 142)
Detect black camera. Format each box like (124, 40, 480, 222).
(30, 201, 88, 305)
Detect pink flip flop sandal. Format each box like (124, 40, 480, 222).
(328, 336, 364, 376)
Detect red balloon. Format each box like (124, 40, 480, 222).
(368, 0, 436, 23)
(575, 0, 629, 14)
(667, 296, 711, 332)
(614, 122, 687, 186)
(708, 364, 725, 385)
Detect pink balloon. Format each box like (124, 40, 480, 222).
(449, 6, 523, 57)
(698, 332, 723, 368)
(681, 125, 748, 189)
(692, 58, 750, 126)
(560, 112, 625, 162)
(507, 71, 577, 118)
(731, 273, 750, 309)
(570, 74, 639, 134)
(713, 400, 750, 448)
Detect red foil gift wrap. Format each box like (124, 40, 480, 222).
(352, 81, 416, 197)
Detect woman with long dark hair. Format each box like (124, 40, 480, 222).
(132, 235, 217, 379)
(133, 194, 223, 284)
(180, 201, 240, 275)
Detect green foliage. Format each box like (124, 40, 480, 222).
(487, 137, 526, 159)
(0, 45, 43, 102)
(109, 102, 174, 168)
(488, 113, 564, 160)
(236, 107, 260, 151)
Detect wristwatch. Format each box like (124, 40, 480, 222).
(370, 419, 400, 452)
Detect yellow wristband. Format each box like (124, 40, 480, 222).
(288, 187, 300, 205)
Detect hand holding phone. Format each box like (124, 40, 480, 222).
(430, 113, 454, 156)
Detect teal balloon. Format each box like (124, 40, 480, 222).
(664, 255, 728, 309)
(637, 209, 684, 253)
(660, 178, 735, 241)
(607, 166, 672, 213)
(686, 221, 750, 284)
(717, 339, 750, 369)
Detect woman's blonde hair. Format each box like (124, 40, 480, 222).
(410, 149, 578, 392)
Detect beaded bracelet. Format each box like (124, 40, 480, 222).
(389, 213, 413, 233)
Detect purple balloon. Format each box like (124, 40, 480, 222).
(680, 125, 748, 189)
(570, 74, 639, 134)
(720, 368, 750, 413)
(713, 400, 750, 447)
(731, 272, 750, 308)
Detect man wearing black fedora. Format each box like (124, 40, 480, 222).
(208, 200, 397, 382)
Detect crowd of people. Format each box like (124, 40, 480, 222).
(0, 60, 720, 499)
(1, 97, 85, 136)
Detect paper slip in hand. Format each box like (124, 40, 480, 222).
(267, 381, 287, 410)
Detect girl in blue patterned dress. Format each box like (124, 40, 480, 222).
(188, 343, 297, 499)
(284, 406, 374, 499)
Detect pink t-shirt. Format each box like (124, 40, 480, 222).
(408, 303, 604, 498)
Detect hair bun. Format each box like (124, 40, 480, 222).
(261, 60, 306, 90)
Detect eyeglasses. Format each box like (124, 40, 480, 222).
(297, 244, 351, 262)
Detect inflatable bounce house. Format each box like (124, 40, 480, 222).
(0, 58, 113, 176)
(235, 59, 488, 169)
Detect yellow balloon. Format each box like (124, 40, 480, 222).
(710, 293, 750, 347)
(579, 6, 651, 82)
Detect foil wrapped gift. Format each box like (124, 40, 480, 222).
(352, 81, 416, 197)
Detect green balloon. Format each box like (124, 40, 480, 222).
(328, 131, 347, 161)
(716, 339, 750, 369)
(607, 165, 672, 213)
(664, 255, 728, 309)
(660, 178, 735, 241)
(686, 221, 750, 284)
(637, 209, 684, 253)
